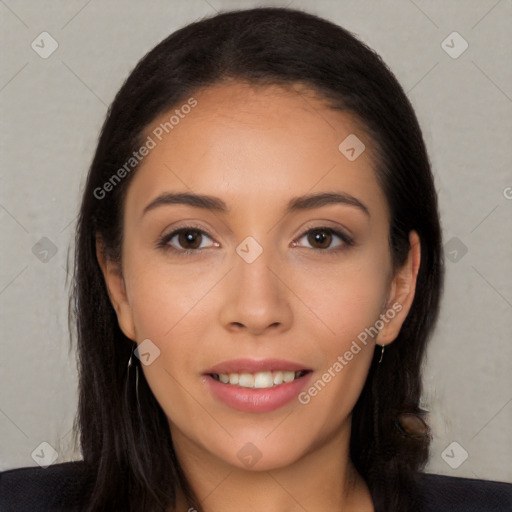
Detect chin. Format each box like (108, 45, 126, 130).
(214, 435, 311, 472)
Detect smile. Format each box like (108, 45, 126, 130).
(203, 359, 313, 412)
(210, 370, 310, 389)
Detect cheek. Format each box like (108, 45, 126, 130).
(124, 260, 214, 425)
(292, 258, 389, 428)
(292, 252, 390, 346)
(124, 252, 223, 341)
(122, 253, 222, 406)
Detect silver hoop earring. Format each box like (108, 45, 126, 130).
(127, 343, 142, 412)
(378, 344, 385, 364)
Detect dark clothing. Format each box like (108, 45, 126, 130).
(1, 460, 511, 511)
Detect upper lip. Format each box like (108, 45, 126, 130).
(205, 358, 312, 375)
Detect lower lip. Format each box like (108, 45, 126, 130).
(204, 373, 312, 413)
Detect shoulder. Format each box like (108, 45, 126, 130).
(417, 472, 512, 511)
(0, 460, 94, 512)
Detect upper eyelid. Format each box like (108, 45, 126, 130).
(294, 226, 353, 248)
(296, 221, 353, 239)
(162, 225, 216, 246)
(163, 218, 352, 237)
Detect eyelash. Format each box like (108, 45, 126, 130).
(156, 224, 354, 257)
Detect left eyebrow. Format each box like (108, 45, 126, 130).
(287, 192, 370, 217)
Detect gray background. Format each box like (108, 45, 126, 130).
(1, 0, 511, 482)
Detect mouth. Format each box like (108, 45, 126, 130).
(203, 358, 313, 413)
(208, 369, 311, 389)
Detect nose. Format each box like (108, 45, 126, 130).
(218, 245, 293, 337)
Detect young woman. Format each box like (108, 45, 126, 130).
(1, 7, 511, 512)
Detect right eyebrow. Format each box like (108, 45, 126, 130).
(142, 192, 229, 217)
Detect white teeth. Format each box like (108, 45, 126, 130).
(215, 370, 306, 389)
(273, 371, 283, 385)
(283, 371, 295, 383)
(254, 371, 273, 388)
(238, 373, 254, 387)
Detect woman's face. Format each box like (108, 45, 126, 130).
(99, 81, 419, 472)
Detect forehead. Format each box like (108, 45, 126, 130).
(124, 81, 387, 221)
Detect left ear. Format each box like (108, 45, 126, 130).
(376, 231, 421, 346)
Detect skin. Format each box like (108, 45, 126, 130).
(97, 81, 421, 512)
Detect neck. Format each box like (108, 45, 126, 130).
(170, 421, 374, 512)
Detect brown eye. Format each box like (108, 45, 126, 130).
(294, 226, 354, 252)
(158, 227, 216, 253)
(177, 230, 203, 249)
(307, 229, 333, 249)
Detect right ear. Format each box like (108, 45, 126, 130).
(95, 236, 136, 341)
